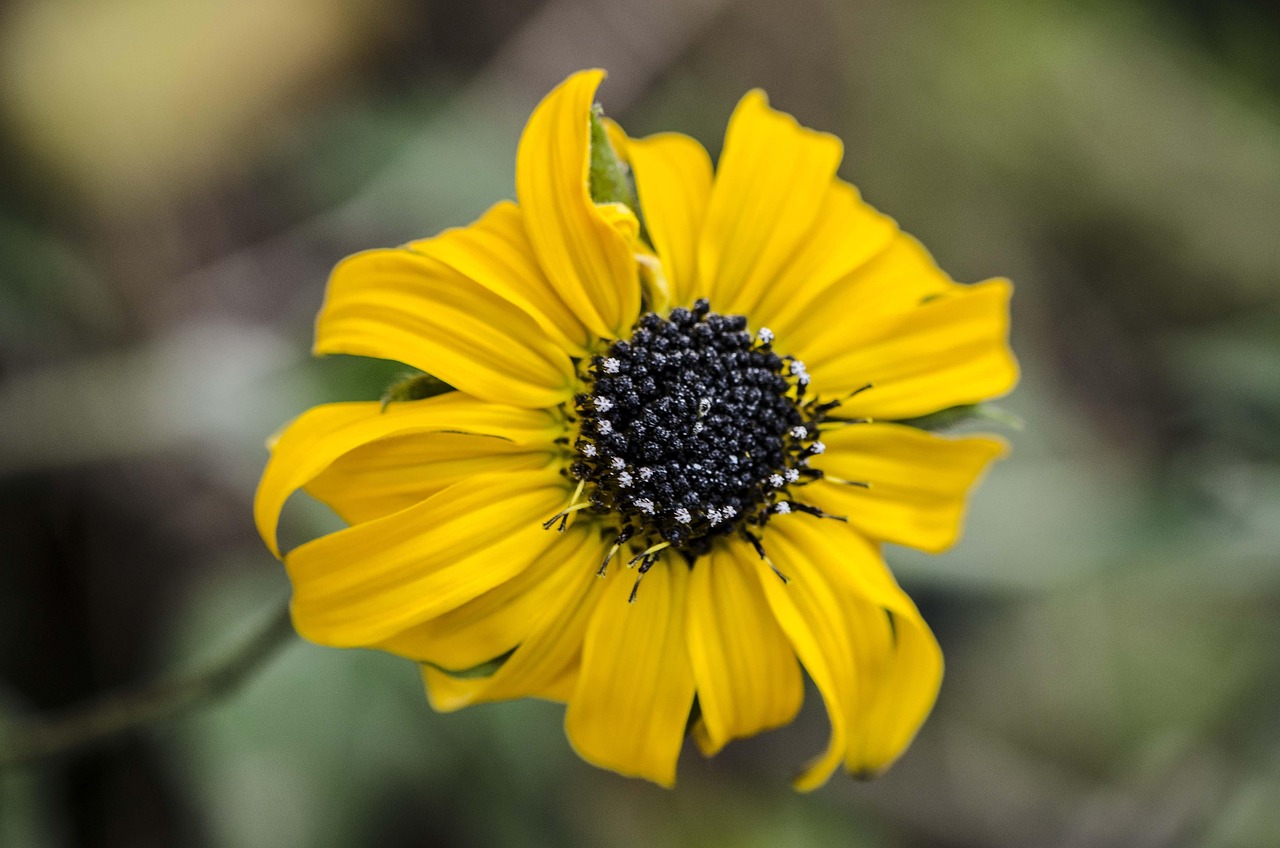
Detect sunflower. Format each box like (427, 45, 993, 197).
(255, 69, 1017, 790)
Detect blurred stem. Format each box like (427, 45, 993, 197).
(0, 601, 294, 769)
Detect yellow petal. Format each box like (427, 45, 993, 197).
(306, 431, 554, 527)
(285, 469, 567, 647)
(422, 660, 577, 714)
(515, 69, 641, 338)
(807, 423, 1007, 553)
(770, 519, 943, 776)
(753, 535, 855, 791)
(406, 201, 593, 356)
(781, 231, 959, 362)
(420, 666, 488, 712)
(686, 544, 803, 755)
(565, 559, 696, 788)
(842, 590, 941, 774)
(698, 90, 843, 313)
(747, 180, 900, 338)
(809, 279, 1019, 420)
(315, 248, 575, 408)
(421, 539, 608, 712)
(623, 131, 713, 308)
(255, 395, 559, 557)
(601, 114, 631, 165)
(376, 525, 598, 670)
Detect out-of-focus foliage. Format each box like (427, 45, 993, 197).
(1, 0, 1278, 846)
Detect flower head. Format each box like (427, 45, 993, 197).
(255, 69, 1018, 790)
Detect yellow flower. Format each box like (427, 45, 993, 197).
(255, 69, 1017, 790)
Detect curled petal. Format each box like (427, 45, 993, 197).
(255, 395, 558, 557)
(306, 430, 554, 528)
(769, 519, 943, 780)
(316, 249, 576, 408)
(754, 535, 855, 791)
(516, 68, 641, 338)
(406, 201, 593, 356)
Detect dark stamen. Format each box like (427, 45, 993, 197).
(628, 555, 660, 603)
(742, 529, 768, 560)
(789, 502, 848, 521)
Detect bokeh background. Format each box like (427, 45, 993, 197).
(2, 0, 1279, 845)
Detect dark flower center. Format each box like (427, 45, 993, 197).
(567, 299, 831, 567)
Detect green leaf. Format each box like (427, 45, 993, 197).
(894, 403, 1024, 433)
(422, 648, 515, 680)
(587, 105, 637, 211)
(380, 371, 453, 411)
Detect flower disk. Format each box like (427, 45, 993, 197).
(572, 299, 825, 557)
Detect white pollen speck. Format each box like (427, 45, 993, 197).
(707, 508, 723, 524)
(693, 422, 704, 434)
(769, 473, 785, 488)
(775, 502, 792, 515)
(610, 456, 625, 470)
(790, 359, 811, 387)
(698, 397, 712, 416)
(674, 508, 692, 524)
(757, 327, 774, 344)
(602, 358, 620, 374)
(635, 498, 655, 514)
(595, 397, 614, 412)
(723, 505, 737, 518)
(638, 467, 654, 480)
(784, 468, 800, 483)
(581, 443, 597, 457)
(811, 441, 826, 455)
(789, 425, 807, 439)
(617, 471, 633, 488)
(597, 419, 613, 434)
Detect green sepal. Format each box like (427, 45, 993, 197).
(380, 370, 453, 411)
(894, 403, 1024, 433)
(588, 104, 637, 211)
(422, 648, 514, 680)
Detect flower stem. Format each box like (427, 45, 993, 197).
(1, 601, 294, 769)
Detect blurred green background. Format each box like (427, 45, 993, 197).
(2, 0, 1279, 845)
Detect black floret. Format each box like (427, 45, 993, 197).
(573, 299, 824, 555)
